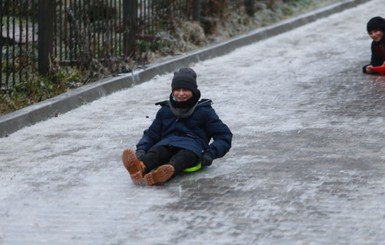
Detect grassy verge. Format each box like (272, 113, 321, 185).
(0, 68, 83, 115)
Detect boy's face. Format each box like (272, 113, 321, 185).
(172, 88, 193, 102)
(368, 30, 384, 42)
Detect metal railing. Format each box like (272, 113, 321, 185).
(1, 0, 39, 90)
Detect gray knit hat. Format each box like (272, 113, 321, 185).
(171, 67, 198, 94)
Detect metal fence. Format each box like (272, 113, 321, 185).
(1, 0, 248, 91)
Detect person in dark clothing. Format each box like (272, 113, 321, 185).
(122, 67, 233, 186)
(363, 16, 385, 74)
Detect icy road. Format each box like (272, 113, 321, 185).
(1, 0, 385, 244)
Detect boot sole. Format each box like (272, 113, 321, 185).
(122, 149, 144, 185)
(144, 165, 174, 186)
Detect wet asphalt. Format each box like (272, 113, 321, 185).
(1, 0, 385, 244)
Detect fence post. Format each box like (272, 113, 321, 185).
(123, 0, 137, 57)
(244, 0, 256, 17)
(38, 0, 54, 75)
(192, 0, 201, 21)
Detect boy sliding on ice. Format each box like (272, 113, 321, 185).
(122, 67, 233, 186)
(363, 16, 385, 74)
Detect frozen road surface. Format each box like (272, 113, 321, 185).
(1, 0, 385, 244)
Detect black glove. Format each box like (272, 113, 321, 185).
(135, 150, 146, 161)
(201, 152, 214, 166)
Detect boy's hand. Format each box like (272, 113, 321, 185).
(202, 153, 214, 166)
(366, 65, 374, 73)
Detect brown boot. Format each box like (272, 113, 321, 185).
(144, 164, 175, 186)
(122, 149, 146, 185)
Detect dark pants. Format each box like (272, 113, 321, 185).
(141, 146, 200, 174)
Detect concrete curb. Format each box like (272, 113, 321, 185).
(0, 0, 368, 138)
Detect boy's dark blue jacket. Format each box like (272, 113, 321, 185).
(136, 99, 232, 160)
(370, 38, 385, 66)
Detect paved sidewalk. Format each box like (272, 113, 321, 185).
(1, 0, 385, 244)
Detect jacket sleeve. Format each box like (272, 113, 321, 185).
(362, 64, 370, 74)
(363, 43, 384, 74)
(204, 108, 233, 159)
(136, 109, 163, 152)
(370, 43, 384, 67)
